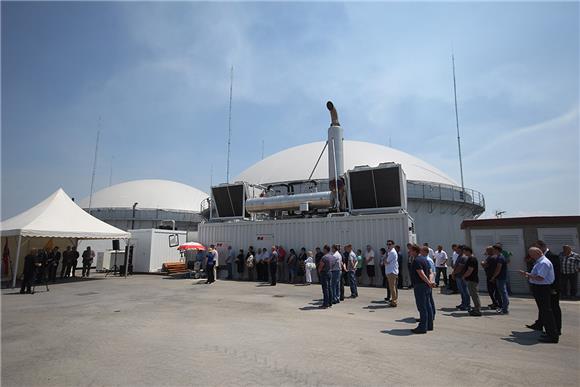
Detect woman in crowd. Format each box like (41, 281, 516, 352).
(304, 250, 315, 285)
(297, 247, 307, 284)
(287, 248, 298, 284)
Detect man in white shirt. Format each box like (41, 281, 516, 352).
(433, 245, 448, 288)
(365, 245, 376, 286)
(345, 244, 358, 298)
(449, 244, 460, 293)
(386, 240, 399, 306)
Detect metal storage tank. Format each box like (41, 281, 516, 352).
(234, 140, 485, 249)
(77, 179, 209, 232)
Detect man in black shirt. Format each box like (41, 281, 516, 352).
(462, 246, 481, 316)
(314, 247, 323, 283)
(527, 240, 562, 335)
(20, 249, 37, 294)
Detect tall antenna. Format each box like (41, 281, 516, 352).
(452, 53, 465, 192)
(88, 118, 101, 211)
(109, 156, 114, 186)
(261, 140, 264, 160)
(226, 65, 234, 183)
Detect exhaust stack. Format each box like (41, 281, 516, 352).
(327, 101, 345, 210)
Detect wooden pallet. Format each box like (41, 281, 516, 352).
(162, 262, 190, 277)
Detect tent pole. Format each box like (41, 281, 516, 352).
(124, 238, 129, 278)
(12, 235, 22, 288)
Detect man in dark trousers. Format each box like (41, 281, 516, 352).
(520, 247, 558, 343)
(48, 246, 60, 282)
(81, 246, 94, 277)
(60, 246, 71, 278)
(20, 249, 37, 294)
(526, 240, 562, 336)
(71, 246, 79, 277)
(269, 246, 278, 286)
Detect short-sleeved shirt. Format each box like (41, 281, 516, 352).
(464, 256, 479, 283)
(434, 250, 448, 267)
(206, 252, 215, 265)
(411, 255, 430, 285)
(454, 255, 468, 276)
(347, 251, 357, 271)
(483, 255, 497, 278)
(226, 250, 235, 264)
(329, 252, 341, 271)
(386, 248, 399, 275)
(426, 257, 436, 275)
(320, 253, 333, 273)
(356, 254, 364, 268)
(530, 256, 554, 285)
(365, 250, 375, 266)
(496, 255, 507, 280)
(427, 248, 435, 259)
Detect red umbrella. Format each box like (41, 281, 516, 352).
(177, 242, 206, 251)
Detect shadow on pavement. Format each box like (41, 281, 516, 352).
(501, 330, 542, 346)
(443, 311, 499, 318)
(299, 306, 324, 311)
(380, 329, 413, 336)
(395, 317, 418, 324)
(370, 300, 388, 304)
(363, 304, 389, 310)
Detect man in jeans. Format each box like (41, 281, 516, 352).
(490, 244, 509, 314)
(452, 246, 470, 311)
(317, 245, 333, 308)
(462, 246, 482, 316)
(410, 244, 436, 334)
(345, 244, 358, 298)
(385, 240, 399, 307)
(330, 245, 342, 304)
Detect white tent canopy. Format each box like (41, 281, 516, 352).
(1, 188, 130, 287)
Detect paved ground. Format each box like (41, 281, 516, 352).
(2, 274, 579, 387)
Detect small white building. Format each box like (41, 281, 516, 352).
(462, 216, 580, 294)
(128, 229, 188, 273)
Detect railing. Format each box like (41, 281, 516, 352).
(406, 180, 485, 209)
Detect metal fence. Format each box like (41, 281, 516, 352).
(407, 180, 485, 210)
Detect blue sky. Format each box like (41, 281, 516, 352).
(2, 1, 579, 219)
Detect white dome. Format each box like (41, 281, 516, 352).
(235, 141, 458, 186)
(78, 179, 209, 212)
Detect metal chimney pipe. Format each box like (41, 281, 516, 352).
(326, 101, 345, 210)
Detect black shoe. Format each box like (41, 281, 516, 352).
(415, 318, 421, 322)
(19, 291, 25, 294)
(385, 298, 391, 302)
(411, 328, 427, 334)
(469, 310, 482, 316)
(526, 324, 543, 331)
(538, 337, 559, 344)
(427, 327, 433, 331)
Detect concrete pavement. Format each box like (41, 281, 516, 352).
(2, 274, 579, 386)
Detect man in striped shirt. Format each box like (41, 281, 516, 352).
(560, 245, 580, 299)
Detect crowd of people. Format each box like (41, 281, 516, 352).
(203, 239, 577, 343)
(19, 245, 94, 294)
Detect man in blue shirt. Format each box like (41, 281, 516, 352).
(490, 244, 509, 314)
(410, 245, 435, 334)
(519, 247, 558, 343)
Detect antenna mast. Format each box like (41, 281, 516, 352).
(452, 53, 465, 192)
(226, 66, 234, 183)
(109, 156, 114, 186)
(261, 140, 264, 160)
(88, 118, 101, 211)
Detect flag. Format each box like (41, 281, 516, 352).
(2, 239, 10, 276)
